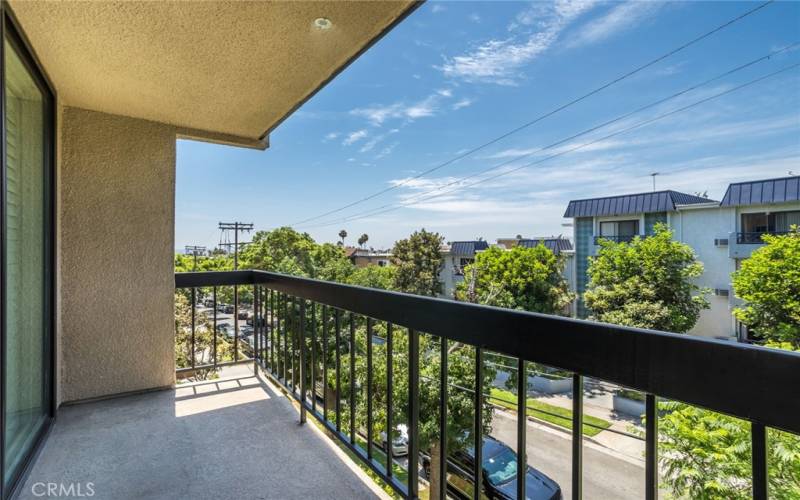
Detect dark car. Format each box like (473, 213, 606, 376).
(422, 436, 561, 500)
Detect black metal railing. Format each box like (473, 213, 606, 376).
(175, 270, 800, 500)
(736, 231, 790, 244)
(593, 234, 639, 245)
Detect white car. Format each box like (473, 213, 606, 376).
(379, 424, 409, 457)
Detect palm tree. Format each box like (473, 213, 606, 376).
(338, 229, 347, 245)
(357, 233, 369, 248)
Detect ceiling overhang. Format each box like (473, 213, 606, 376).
(9, 1, 420, 149)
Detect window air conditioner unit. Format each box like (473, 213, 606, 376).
(714, 238, 729, 247)
(714, 288, 729, 297)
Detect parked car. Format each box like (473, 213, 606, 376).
(223, 305, 234, 314)
(238, 310, 250, 320)
(421, 436, 562, 500)
(379, 424, 409, 457)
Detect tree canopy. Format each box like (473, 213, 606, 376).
(584, 223, 708, 333)
(392, 229, 444, 297)
(732, 227, 800, 347)
(455, 245, 573, 314)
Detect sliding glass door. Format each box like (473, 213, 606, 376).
(1, 10, 55, 498)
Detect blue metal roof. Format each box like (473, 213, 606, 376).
(449, 240, 489, 255)
(564, 190, 715, 218)
(517, 238, 573, 254)
(720, 176, 800, 207)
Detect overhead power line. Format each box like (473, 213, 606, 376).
(300, 62, 800, 229)
(297, 44, 797, 228)
(288, 0, 774, 227)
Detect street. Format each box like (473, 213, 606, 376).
(490, 410, 645, 499)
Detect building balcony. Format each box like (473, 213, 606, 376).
(27, 270, 800, 500)
(592, 234, 639, 245)
(728, 231, 790, 258)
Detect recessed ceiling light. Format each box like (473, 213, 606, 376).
(314, 18, 332, 30)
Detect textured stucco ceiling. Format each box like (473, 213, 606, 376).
(9, 1, 418, 148)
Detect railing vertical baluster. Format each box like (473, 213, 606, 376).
(270, 289, 275, 373)
(322, 305, 329, 422)
(190, 287, 196, 370)
(386, 322, 394, 479)
(253, 284, 259, 370)
(473, 347, 483, 500)
(289, 296, 295, 391)
(212, 287, 218, 370)
(408, 328, 420, 499)
(311, 303, 317, 414)
(439, 337, 448, 500)
(335, 309, 342, 433)
(366, 317, 374, 460)
(645, 394, 658, 500)
(283, 293, 288, 383)
(517, 358, 526, 500)
(233, 285, 239, 362)
(752, 422, 767, 500)
(349, 312, 356, 445)
(300, 299, 307, 423)
(572, 374, 583, 500)
(260, 286, 265, 364)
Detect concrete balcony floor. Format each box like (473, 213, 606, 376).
(18, 369, 382, 500)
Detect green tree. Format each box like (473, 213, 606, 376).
(584, 223, 709, 333)
(392, 229, 444, 296)
(358, 233, 369, 248)
(455, 245, 574, 313)
(732, 227, 800, 347)
(174, 291, 234, 380)
(339, 229, 348, 246)
(657, 342, 800, 499)
(348, 264, 396, 290)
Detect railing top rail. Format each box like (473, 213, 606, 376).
(175, 270, 800, 433)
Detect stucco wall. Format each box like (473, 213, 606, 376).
(59, 107, 175, 403)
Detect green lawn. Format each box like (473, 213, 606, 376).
(488, 388, 611, 437)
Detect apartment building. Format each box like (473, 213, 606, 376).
(439, 240, 489, 297)
(565, 176, 800, 340)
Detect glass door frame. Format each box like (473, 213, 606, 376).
(0, 5, 56, 500)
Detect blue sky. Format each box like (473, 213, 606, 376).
(176, 0, 800, 250)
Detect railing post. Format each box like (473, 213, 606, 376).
(439, 337, 448, 500)
(349, 312, 356, 445)
(233, 284, 239, 362)
(752, 422, 767, 500)
(473, 347, 483, 500)
(366, 317, 374, 460)
(253, 284, 259, 372)
(645, 394, 658, 500)
(335, 309, 342, 433)
(299, 300, 307, 424)
(190, 287, 196, 370)
(386, 322, 394, 479)
(516, 358, 526, 500)
(572, 374, 583, 500)
(408, 328, 420, 500)
(212, 287, 218, 370)
(311, 303, 317, 415)
(322, 305, 329, 422)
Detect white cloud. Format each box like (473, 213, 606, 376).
(439, 0, 597, 85)
(469, 13, 481, 23)
(343, 129, 368, 146)
(351, 91, 453, 126)
(568, 1, 663, 48)
(431, 3, 445, 14)
(375, 142, 399, 160)
(323, 132, 339, 142)
(452, 98, 474, 110)
(359, 128, 399, 153)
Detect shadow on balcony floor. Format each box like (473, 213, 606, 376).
(18, 371, 381, 500)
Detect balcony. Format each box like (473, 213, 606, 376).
(593, 234, 639, 245)
(728, 231, 790, 258)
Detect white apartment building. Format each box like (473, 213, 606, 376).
(565, 176, 800, 340)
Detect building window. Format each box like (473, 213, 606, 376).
(596, 220, 639, 243)
(739, 210, 800, 243)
